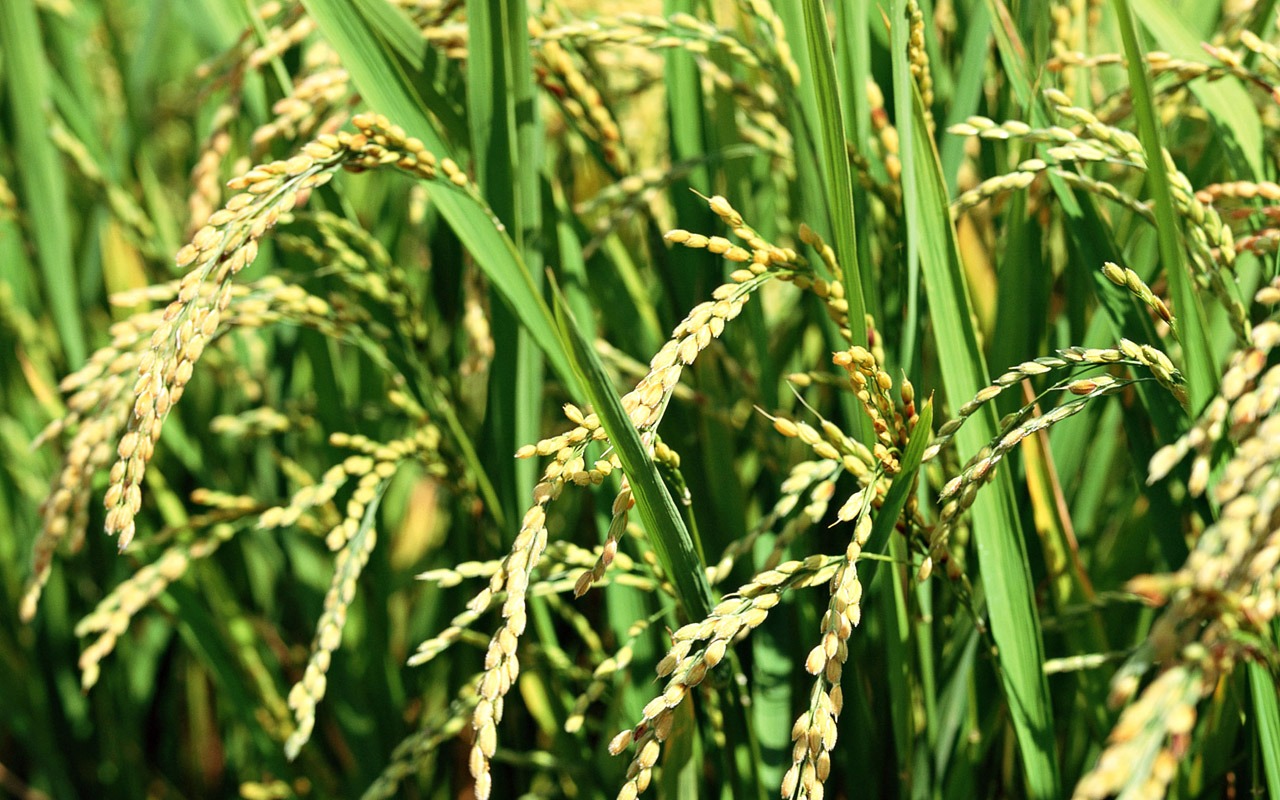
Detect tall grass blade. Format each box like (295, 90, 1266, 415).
(796, 0, 868, 349)
(552, 286, 712, 619)
(1111, 0, 1219, 412)
(467, 0, 544, 512)
(901, 80, 1060, 798)
(0, 0, 85, 366)
(1250, 662, 1280, 798)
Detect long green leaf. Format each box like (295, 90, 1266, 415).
(777, 1, 872, 443)
(0, 0, 85, 366)
(902, 79, 1060, 797)
(834, 0, 883, 357)
(797, 0, 868, 353)
(939, 4, 991, 190)
(468, 0, 544, 514)
(890, 0, 924, 387)
(1112, 0, 1219, 413)
(552, 286, 712, 620)
(663, 0, 715, 311)
(1250, 662, 1280, 799)
(867, 400, 934, 799)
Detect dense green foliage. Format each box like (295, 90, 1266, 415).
(2, 0, 1280, 798)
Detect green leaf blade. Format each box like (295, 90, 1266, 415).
(552, 287, 712, 620)
(1111, 0, 1220, 413)
(0, 0, 86, 366)
(901, 80, 1061, 799)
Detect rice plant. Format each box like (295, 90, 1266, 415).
(2, 0, 1279, 798)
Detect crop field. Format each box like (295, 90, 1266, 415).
(1, 0, 1279, 798)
